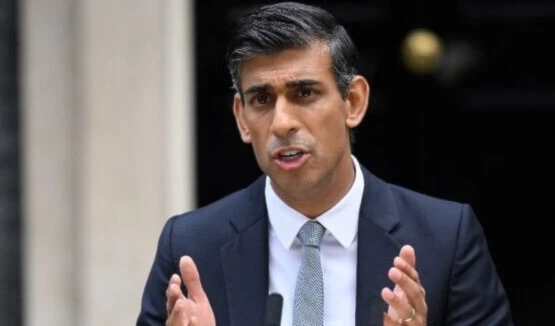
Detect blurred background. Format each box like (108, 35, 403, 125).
(1, 0, 554, 325)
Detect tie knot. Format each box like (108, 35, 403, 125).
(297, 221, 325, 247)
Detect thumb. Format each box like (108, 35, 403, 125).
(179, 256, 207, 303)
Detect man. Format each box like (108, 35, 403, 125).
(137, 2, 513, 325)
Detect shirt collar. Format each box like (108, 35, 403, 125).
(265, 155, 365, 249)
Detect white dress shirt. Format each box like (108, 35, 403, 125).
(266, 156, 365, 326)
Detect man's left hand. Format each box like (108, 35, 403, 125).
(381, 245, 428, 325)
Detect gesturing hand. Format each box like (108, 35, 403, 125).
(381, 245, 428, 325)
(165, 256, 216, 326)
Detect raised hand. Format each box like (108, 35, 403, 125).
(165, 256, 216, 326)
(381, 245, 428, 325)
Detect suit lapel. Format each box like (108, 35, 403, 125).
(221, 176, 269, 326)
(356, 168, 403, 326)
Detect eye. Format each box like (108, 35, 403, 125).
(255, 93, 270, 104)
(248, 92, 273, 108)
(298, 88, 314, 97)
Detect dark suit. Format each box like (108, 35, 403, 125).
(137, 166, 513, 326)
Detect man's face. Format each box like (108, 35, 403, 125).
(233, 43, 368, 200)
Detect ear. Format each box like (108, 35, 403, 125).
(233, 93, 252, 143)
(345, 75, 370, 129)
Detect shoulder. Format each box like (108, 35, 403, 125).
(360, 164, 472, 236)
(389, 182, 466, 220)
(161, 175, 266, 244)
(360, 163, 466, 218)
(175, 180, 260, 226)
(379, 175, 484, 256)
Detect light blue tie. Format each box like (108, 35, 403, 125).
(293, 221, 326, 326)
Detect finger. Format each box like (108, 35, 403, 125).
(383, 311, 403, 326)
(166, 274, 184, 315)
(399, 244, 416, 268)
(389, 266, 427, 314)
(382, 287, 414, 324)
(179, 256, 207, 303)
(394, 256, 420, 285)
(189, 316, 198, 326)
(167, 298, 187, 326)
(169, 273, 182, 287)
(167, 283, 185, 316)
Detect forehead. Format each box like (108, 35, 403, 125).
(239, 44, 334, 89)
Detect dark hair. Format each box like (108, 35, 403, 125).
(225, 1, 359, 102)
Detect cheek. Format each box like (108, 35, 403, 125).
(244, 115, 273, 150)
(248, 131, 269, 157)
(317, 112, 349, 142)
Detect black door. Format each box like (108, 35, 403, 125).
(0, 0, 22, 325)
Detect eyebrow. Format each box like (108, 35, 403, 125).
(286, 79, 321, 88)
(243, 79, 322, 95)
(244, 84, 272, 96)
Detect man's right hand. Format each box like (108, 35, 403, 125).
(165, 256, 216, 326)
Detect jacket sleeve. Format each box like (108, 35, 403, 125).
(445, 204, 514, 325)
(137, 216, 178, 326)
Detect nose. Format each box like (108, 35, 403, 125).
(269, 97, 300, 138)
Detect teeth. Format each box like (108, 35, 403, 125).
(280, 150, 301, 157)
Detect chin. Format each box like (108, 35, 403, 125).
(276, 172, 317, 191)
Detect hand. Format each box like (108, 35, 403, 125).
(381, 245, 428, 325)
(165, 256, 216, 326)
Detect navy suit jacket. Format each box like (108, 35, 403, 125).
(137, 166, 513, 325)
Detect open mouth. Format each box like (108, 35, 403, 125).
(278, 149, 305, 161)
(272, 148, 310, 171)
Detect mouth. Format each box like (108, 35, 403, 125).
(271, 147, 311, 171)
(277, 149, 305, 160)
